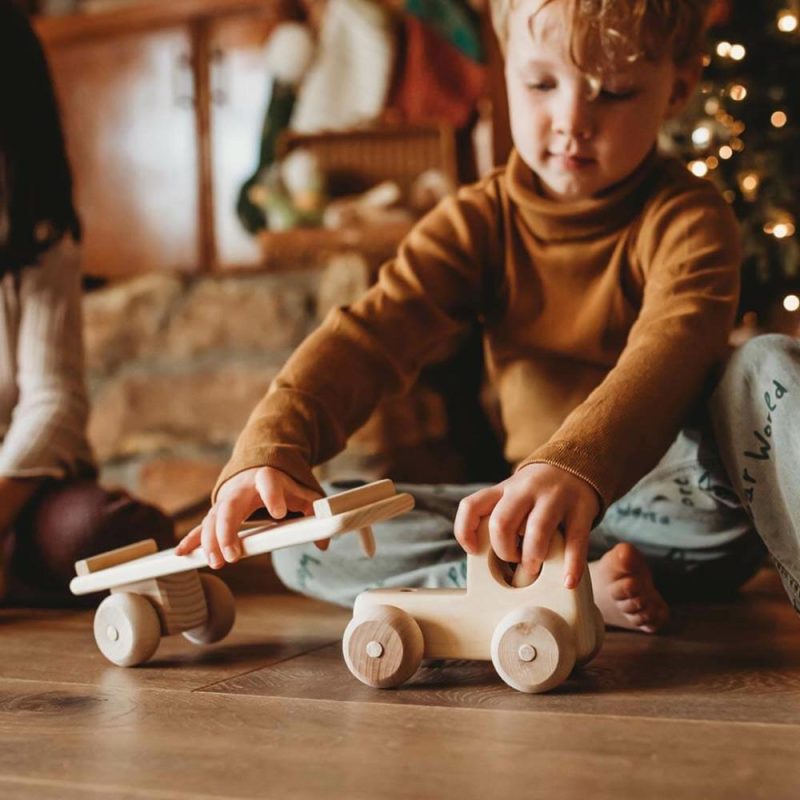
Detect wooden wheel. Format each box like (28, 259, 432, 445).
(182, 574, 236, 645)
(491, 606, 576, 693)
(343, 605, 424, 688)
(576, 604, 605, 667)
(93, 593, 162, 667)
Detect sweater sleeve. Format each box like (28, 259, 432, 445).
(0, 239, 94, 478)
(214, 182, 499, 499)
(517, 180, 741, 510)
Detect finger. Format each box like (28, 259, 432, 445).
(254, 469, 287, 519)
(201, 510, 224, 569)
(488, 490, 532, 563)
(175, 523, 202, 555)
(454, 486, 503, 553)
(215, 499, 249, 563)
(314, 538, 330, 551)
(285, 489, 316, 517)
(562, 507, 594, 589)
(293, 481, 324, 503)
(521, 502, 561, 573)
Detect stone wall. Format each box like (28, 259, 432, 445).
(82, 253, 471, 519)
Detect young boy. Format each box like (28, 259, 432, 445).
(177, 0, 792, 631)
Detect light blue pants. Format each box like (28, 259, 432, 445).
(274, 335, 798, 612)
(709, 334, 800, 612)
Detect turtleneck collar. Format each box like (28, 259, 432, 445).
(505, 147, 664, 243)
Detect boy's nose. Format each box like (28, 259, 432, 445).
(554, 111, 594, 141)
(554, 92, 595, 141)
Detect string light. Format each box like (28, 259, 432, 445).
(730, 44, 747, 60)
(771, 110, 788, 128)
(705, 156, 719, 170)
(689, 160, 709, 177)
(764, 212, 796, 239)
(777, 10, 799, 32)
(719, 145, 734, 159)
(729, 84, 748, 101)
(769, 222, 796, 239)
(738, 171, 761, 201)
(784, 295, 800, 312)
(691, 125, 713, 148)
(716, 41, 732, 57)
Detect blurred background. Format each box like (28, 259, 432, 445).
(14, 0, 800, 527)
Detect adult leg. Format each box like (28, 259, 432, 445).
(4, 478, 174, 606)
(709, 334, 800, 612)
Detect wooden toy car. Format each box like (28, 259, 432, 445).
(342, 520, 604, 693)
(70, 480, 413, 667)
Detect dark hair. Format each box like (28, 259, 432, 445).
(0, 0, 80, 274)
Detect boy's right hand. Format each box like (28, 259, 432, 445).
(174, 466, 323, 569)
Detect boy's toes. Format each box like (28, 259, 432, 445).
(617, 595, 644, 615)
(591, 542, 670, 634)
(626, 595, 670, 633)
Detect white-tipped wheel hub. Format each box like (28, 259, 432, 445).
(94, 593, 162, 667)
(343, 605, 424, 688)
(491, 606, 576, 693)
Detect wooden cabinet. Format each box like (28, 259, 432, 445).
(46, 25, 201, 276)
(207, 10, 277, 269)
(37, 0, 283, 278)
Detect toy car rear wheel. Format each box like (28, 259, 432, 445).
(94, 592, 162, 667)
(343, 605, 424, 688)
(576, 604, 605, 667)
(182, 574, 236, 645)
(491, 606, 576, 693)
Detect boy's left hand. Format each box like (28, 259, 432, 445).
(454, 463, 600, 589)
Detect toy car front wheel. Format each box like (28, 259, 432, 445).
(343, 605, 424, 688)
(94, 592, 162, 667)
(182, 574, 236, 645)
(491, 606, 576, 693)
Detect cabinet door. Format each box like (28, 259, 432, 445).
(207, 10, 280, 270)
(46, 26, 200, 277)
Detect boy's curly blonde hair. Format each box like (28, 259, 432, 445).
(491, 0, 711, 71)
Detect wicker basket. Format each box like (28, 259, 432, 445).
(258, 123, 458, 271)
(278, 122, 458, 198)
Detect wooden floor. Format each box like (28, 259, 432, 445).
(1, 565, 799, 800)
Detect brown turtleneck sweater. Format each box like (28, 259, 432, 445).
(216, 150, 741, 510)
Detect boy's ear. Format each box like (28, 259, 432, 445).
(664, 57, 703, 119)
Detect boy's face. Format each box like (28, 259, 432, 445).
(505, 0, 698, 201)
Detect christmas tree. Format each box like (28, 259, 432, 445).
(662, 0, 800, 329)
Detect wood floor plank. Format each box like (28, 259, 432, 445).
(203, 594, 800, 726)
(0, 775, 239, 800)
(0, 679, 798, 800)
(0, 595, 349, 692)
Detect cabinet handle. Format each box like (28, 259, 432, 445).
(210, 48, 229, 107)
(173, 52, 195, 109)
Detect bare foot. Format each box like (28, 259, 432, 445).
(589, 543, 670, 633)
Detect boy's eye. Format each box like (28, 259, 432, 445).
(524, 81, 556, 92)
(599, 88, 638, 101)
